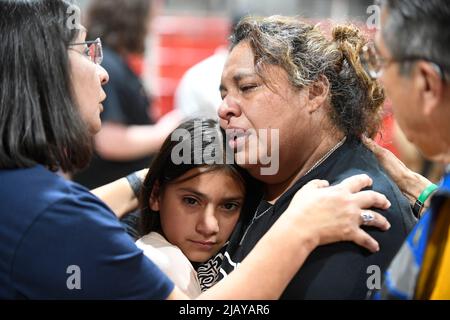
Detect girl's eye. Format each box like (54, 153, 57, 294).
(222, 202, 241, 212)
(183, 197, 199, 206)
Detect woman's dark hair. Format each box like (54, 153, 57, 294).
(231, 16, 385, 139)
(86, 0, 153, 56)
(139, 119, 262, 237)
(0, 0, 93, 172)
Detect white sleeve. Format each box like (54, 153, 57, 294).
(136, 233, 202, 298)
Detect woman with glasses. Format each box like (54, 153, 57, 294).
(0, 0, 394, 300)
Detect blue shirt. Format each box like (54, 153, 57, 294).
(377, 171, 450, 299)
(0, 166, 174, 299)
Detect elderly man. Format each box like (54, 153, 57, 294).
(363, 0, 450, 299)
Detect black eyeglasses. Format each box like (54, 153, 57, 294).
(360, 42, 447, 82)
(69, 38, 103, 65)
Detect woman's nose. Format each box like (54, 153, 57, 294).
(97, 64, 109, 85)
(218, 96, 241, 124)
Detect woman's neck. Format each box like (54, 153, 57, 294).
(264, 132, 346, 204)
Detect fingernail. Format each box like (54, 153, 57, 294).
(386, 223, 391, 230)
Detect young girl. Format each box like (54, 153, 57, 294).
(135, 119, 261, 298)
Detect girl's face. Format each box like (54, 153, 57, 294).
(150, 167, 245, 263)
(68, 29, 109, 134)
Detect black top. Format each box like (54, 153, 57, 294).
(74, 47, 154, 189)
(219, 138, 416, 300)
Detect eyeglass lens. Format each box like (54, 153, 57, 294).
(88, 39, 103, 64)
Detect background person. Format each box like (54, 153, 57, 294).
(73, 0, 182, 189)
(362, 0, 450, 300)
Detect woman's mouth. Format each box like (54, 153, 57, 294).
(227, 129, 249, 151)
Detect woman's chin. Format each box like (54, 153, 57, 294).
(89, 121, 102, 135)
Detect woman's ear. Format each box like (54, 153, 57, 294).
(149, 181, 161, 211)
(307, 75, 330, 113)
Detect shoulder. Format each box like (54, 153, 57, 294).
(10, 195, 173, 298)
(137, 232, 192, 271)
(1, 168, 174, 299)
(4, 166, 123, 260)
(332, 141, 416, 233)
(334, 140, 406, 197)
(0, 166, 110, 222)
(137, 232, 201, 298)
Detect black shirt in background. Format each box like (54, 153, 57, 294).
(74, 47, 154, 189)
(219, 138, 416, 299)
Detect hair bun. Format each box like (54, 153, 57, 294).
(332, 24, 364, 49)
(331, 24, 385, 138)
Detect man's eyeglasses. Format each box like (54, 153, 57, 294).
(69, 38, 103, 65)
(360, 42, 447, 82)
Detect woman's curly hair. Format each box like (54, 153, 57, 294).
(231, 16, 385, 138)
